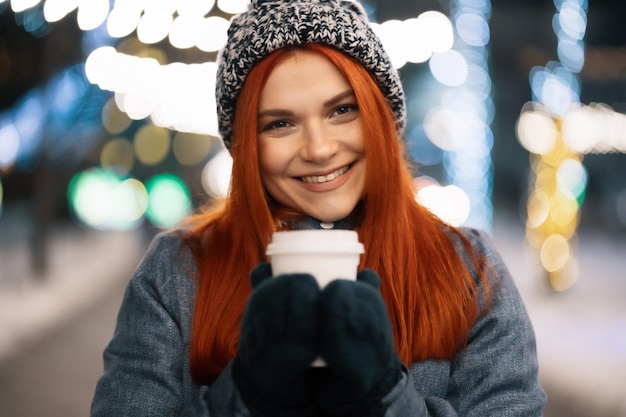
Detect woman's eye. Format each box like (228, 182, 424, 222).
(334, 104, 358, 116)
(262, 120, 289, 131)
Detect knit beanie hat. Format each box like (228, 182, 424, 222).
(216, 0, 406, 150)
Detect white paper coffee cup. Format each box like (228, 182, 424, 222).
(266, 229, 365, 367)
(266, 230, 364, 288)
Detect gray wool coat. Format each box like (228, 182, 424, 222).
(91, 227, 546, 416)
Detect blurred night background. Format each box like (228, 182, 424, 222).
(0, 0, 625, 416)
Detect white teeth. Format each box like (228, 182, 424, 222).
(301, 165, 349, 184)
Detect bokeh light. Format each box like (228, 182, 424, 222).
(558, 39, 585, 73)
(68, 168, 192, 230)
(76, 0, 109, 31)
(42, 0, 78, 23)
(516, 108, 559, 155)
(68, 168, 110, 228)
(177, 0, 216, 17)
(101, 97, 132, 135)
(375, 11, 455, 66)
(13, 92, 45, 168)
(429, 50, 468, 87)
(16, 0, 112, 30)
(202, 149, 232, 198)
(557, 2, 587, 40)
(416, 182, 471, 226)
(10, 0, 40, 13)
(100, 137, 134, 175)
(145, 173, 191, 228)
(455, 12, 490, 47)
(374, 19, 408, 68)
(556, 158, 587, 202)
(196, 16, 229, 52)
(526, 190, 551, 230)
(169, 14, 203, 49)
(172, 132, 214, 166)
(115, 178, 149, 223)
(516, 0, 589, 291)
(86, 48, 219, 136)
(408, 125, 443, 166)
(540, 233, 571, 272)
(530, 65, 580, 117)
(522, 121, 584, 290)
(417, 11, 455, 53)
(79, 5, 461, 144)
(0, 121, 20, 169)
(423, 0, 495, 231)
(134, 124, 170, 166)
(137, 9, 172, 45)
(216, 0, 251, 15)
(562, 103, 626, 153)
(106, 2, 142, 38)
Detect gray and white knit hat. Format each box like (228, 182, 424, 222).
(216, 0, 406, 149)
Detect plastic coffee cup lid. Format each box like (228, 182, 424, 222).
(266, 230, 364, 255)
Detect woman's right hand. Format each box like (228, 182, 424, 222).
(316, 269, 402, 417)
(232, 262, 320, 417)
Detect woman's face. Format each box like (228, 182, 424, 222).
(257, 50, 366, 223)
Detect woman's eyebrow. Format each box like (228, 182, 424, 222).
(257, 89, 356, 119)
(258, 108, 293, 119)
(323, 89, 356, 108)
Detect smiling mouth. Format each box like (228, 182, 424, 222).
(299, 165, 351, 184)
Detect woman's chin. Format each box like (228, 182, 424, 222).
(307, 209, 354, 224)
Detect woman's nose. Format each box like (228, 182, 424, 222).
(299, 122, 339, 162)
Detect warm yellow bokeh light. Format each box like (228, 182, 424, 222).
(100, 137, 134, 175)
(548, 257, 579, 292)
(172, 132, 214, 166)
(115, 178, 149, 222)
(102, 98, 132, 135)
(526, 189, 551, 229)
(540, 234, 571, 272)
(549, 191, 579, 229)
(134, 124, 171, 166)
(523, 117, 584, 290)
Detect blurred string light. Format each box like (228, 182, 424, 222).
(7, 0, 247, 43)
(516, 0, 590, 291)
(68, 167, 191, 230)
(86, 48, 219, 135)
(8, 0, 109, 30)
(561, 103, 626, 153)
(84, 10, 456, 136)
(370, 11, 454, 68)
(417, 0, 494, 230)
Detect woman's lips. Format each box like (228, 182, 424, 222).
(299, 165, 350, 184)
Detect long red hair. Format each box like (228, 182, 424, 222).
(184, 44, 490, 384)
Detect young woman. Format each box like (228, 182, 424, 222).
(91, 1, 546, 416)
